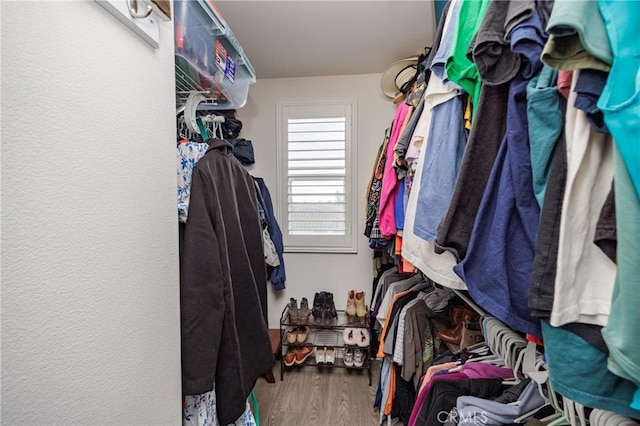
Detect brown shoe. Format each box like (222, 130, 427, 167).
(437, 322, 464, 345)
(450, 306, 477, 326)
(285, 348, 299, 366)
(294, 345, 313, 364)
(450, 306, 467, 326)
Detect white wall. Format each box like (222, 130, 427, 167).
(238, 74, 394, 328)
(1, 2, 182, 424)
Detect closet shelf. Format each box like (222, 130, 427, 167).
(175, 58, 225, 107)
(281, 328, 371, 350)
(174, 0, 256, 110)
(285, 355, 371, 370)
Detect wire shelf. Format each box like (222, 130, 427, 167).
(175, 55, 228, 107)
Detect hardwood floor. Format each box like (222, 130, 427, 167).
(254, 360, 386, 426)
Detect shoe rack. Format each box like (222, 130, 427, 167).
(279, 308, 372, 385)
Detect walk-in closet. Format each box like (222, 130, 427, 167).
(2, 0, 639, 425)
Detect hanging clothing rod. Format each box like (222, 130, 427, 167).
(452, 288, 490, 318)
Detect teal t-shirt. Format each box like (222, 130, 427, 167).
(527, 65, 562, 208)
(597, 0, 640, 200)
(602, 145, 640, 393)
(542, 321, 640, 419)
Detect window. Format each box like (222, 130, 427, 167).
(277, 99, 358, 253)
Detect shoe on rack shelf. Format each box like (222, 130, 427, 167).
(355, 291, 367, 324)
(322, 307, 334, 325)
(346, 290, 356, 321)
(297, 326, 309, 343)
(325, 347, 335, 365)
(294, 345, 313, 365)
(315, 347, 326, 365)
(288, 298, 300, 324)
(343, 348, 354, 367)
(286, 326, 298, 344)
(299, 297, 311, 324)
(354, 349, 365, 367)
(284, 348, 299, 367)
(343, 328, 356, 345)
(357, 329, 370, 347)
(312, 292, 326, 320)
(324, 292, 337, 320)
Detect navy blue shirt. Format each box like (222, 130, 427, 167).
(455, 10, 546, 338)
(574, 69, 609, 134)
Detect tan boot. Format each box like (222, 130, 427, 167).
(355, 291, 367, 324)
(345, 290, 356, 321)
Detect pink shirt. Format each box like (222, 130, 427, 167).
(379, 101, 412, 238)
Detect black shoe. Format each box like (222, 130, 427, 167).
(324, 292, 337, 318)
(312, 292, 326, 319)
(322, 308, 334, 324)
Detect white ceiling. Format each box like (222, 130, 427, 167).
(214, 1, 436, 79)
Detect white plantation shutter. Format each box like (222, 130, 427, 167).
(288, 117, 346, 235)
(277, 100, 357, 252)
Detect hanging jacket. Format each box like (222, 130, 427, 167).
(253, 177, 286, 291)
(180, 138, 274, 424)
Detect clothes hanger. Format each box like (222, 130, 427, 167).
(512, 377, 551, 423)
(184, 92, 206, 136)
(201, 114, 225, 139)
(196, 117, 209, 140)
(545, 380, 570, 426)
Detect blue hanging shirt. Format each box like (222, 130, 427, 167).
(454, 10, 547, 338)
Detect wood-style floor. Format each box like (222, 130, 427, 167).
(254, 360, 387, 426)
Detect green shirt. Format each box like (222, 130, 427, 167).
(445, 0, 491, 116)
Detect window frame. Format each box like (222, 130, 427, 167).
(276, 98, 358, 253)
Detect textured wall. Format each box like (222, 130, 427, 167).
(1, 1, 182, 424)
(238, 74, 394, 328)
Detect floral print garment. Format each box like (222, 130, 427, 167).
(183, 390, 256, 426)
(178, 142, 209, 223)
(365, 128, 390, 238)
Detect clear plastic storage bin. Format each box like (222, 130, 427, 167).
(174, 0, 256, 109)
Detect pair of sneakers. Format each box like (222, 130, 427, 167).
(343, 327, 370, 347)
(343, 348, 366, 367)
(315, 346, 335, 365)
(284, 345, 314, 366)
